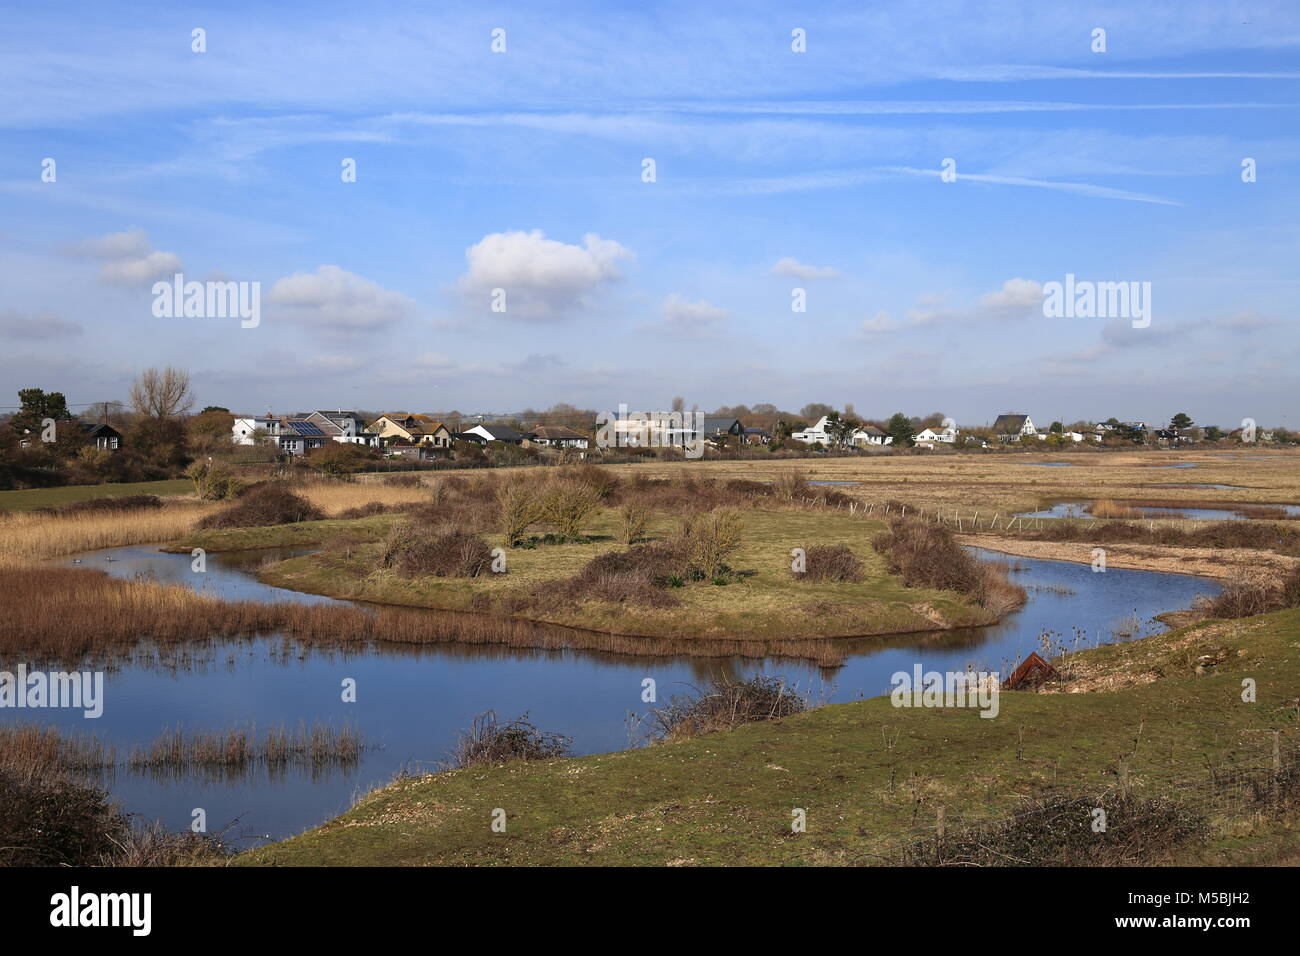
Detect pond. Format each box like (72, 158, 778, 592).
(6, 544, 1219, 847)
(1017, 501, 1300, 521)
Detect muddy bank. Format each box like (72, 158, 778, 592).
(956, 534, 1297, 585)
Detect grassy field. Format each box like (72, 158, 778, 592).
(174, 506, 1006, 640)
(239, 606, 1300, 866)
(0, 478, 193, 511)
(584, 448, 1300, 516)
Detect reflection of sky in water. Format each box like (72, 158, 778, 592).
(4, 545, 1217, 846)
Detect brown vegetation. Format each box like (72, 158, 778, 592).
(873, 516, 1025, 613)
(792, 544, 865, 582)
(379, 522, 495, 578)
(198, 483, 324, 529)
(447, 712, 572, 769)
(647, 675, 807, 742)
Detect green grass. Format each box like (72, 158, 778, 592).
(0, 479, 193, 511)
(171, 507, 1002, 640)
(239, 608, 1300, 866)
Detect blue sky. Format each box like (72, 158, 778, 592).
(2, 0, 1298, 428)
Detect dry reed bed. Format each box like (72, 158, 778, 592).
(0, 721, 362, 778)
(0, 500, 218, 565)
(0, 566, 849, 666)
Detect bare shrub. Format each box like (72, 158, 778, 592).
(873, 516, 1024, 609)
(197, 483, 324, 529)
(900, 790, 1208, 867)
(0, 767, 128, 866)
(792, 543, 864, 582)
(542, 478, 603, 541)
(447, 712, 572, 768)
(773, 471, 810, 501)
(648, 675, 806, 742)
(186, 461, 243, 500)
(1201, 567, 1300, 619)
(497, 479, 544, 547)
(618, 502, 649, 545)
(380, 522, 494, 577)
(672, 508, 743, 580)
(382, 474, 422, 488)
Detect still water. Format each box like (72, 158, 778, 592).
(6, 545, 1219, 846)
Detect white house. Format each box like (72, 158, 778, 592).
(915, 424, 958, 445)
(991, 414, 1037, 440)
(851, 424, 893, 446)
(231, 415, 328, 456)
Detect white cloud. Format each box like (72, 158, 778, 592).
(860, 310, 897, 335)
(99, 250, 184, 286)
(771, 257, 841, 280)
(658, 294, 729, 336)
(65, 229, 184, 287)
(457, 230, 632, 318)
(979, 278, 1044, 313)
(269, 265, 417, 333)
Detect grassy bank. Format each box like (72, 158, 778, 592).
(240, 607, 1300, 866)
(0, 478, 193, 512)
(175, 506, 1012, 640)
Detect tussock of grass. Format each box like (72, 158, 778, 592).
(792, 544, 864, 582)
(448, 712, 572, 769)
(647, 675, 807, 742)
(198, 483, 324, 529)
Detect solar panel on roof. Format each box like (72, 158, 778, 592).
(287, 420, 326, 436)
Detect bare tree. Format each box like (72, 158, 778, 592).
(129, 366, 194, 419)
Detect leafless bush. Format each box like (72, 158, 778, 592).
(873, 516, 1024, 609)
(380, 522, 494, 577)
(1202, 567, 1300, 619)
(617, 502, 649, 545)
(792, 543, 864, 582)
(672, 508, 743, 580)
(542, 478, 603, 541)
(647, 675, 807, 742)
(198, 483, 324, 529)
(447, 712, 572, 768)
(497, 479, 544, 546)
(900, 790, 1208, 867)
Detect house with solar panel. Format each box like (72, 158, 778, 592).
(368, 413, 453, 448)
(231, 415, 330, 455)
(304, 410, 382, 447)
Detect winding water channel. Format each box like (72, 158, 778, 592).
(6, 544, 1220, 846)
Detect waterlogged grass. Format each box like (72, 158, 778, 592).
(240, 607, 1300, 867)
(186, 507, 1000, 640)
(0, 479, 193, 512)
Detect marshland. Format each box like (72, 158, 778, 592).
(11, 451, 1299, 855)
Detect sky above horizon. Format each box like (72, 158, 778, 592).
(2, 1, 1298, 429)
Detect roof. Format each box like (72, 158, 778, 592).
(856, 425, 886, 436)
(701, 417, 742, 434)
(530, 425, 587, 441)
(992, 414, 1029, 430)
(285, 420, 327, 437)
(375, 413, 447, 435)
(79, 422, 122, 437)
(473, 423, 524, 442)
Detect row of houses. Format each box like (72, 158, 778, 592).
(231, 411, 593, 457)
